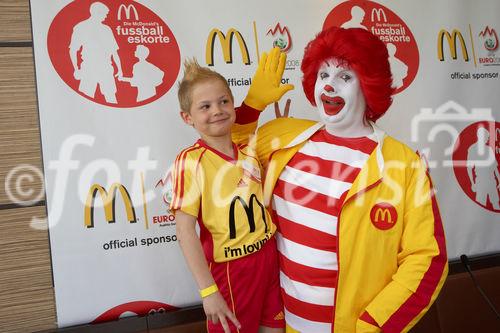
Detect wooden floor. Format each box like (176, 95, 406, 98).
(36, 307, 208, 333)
(35, 261, 500, 333)
(149, 322, 206, 333)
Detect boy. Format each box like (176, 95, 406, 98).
(171, 59, 285, 333)
(118, 44, 164, 102)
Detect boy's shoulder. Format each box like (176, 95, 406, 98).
(175, 142, 206, 163)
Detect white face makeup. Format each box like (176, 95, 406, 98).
(314, 58, 369, 136)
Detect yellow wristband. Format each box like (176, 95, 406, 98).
(199, 284, 218, 298)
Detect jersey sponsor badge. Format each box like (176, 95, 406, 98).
(241, 160, 261, 182)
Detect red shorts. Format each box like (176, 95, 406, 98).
(208, 236, 284, 333)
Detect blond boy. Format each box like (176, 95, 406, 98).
(171, 59, 285, 333)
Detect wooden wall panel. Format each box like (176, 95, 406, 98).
(0, 205, 48, 243)
(0, 206, 52, 290)
(0, 287, 56, 333)
(0, 1, 56, 331)
(0, 47, 43, 205)
(0, 206, 56, 333)
(0, 0, 32, 42)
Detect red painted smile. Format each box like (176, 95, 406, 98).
(320, 94, 345, 116)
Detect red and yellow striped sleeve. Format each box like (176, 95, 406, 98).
(170, 146, 202, 218)
(363, 155, 448, 333)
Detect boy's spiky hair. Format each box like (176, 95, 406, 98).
(177, 58, 233, 112)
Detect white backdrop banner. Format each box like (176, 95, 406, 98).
(29, 0, 500, 327)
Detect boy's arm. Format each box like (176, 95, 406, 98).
(170, 152, 240, 332)
(175, 210, 241, 333)
(232, 47, 294, 146)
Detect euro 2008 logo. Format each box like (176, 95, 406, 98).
(48, 0, 180, 108)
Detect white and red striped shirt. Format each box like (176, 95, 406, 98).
(272, 129, 377, 332)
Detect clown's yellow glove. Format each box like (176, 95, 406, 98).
(243, 47, 294, 111)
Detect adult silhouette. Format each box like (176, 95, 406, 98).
(467, 127, 500, 209)
(69, 2, 123, 103)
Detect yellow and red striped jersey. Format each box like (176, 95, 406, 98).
(171, 139, 276, 263)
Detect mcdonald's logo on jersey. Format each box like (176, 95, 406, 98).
(84, 183, 137, 228)
(228, 194, 268, 239)
(205, 28, 251, 66)
(370, 202, 398, 230)
(117, 4, 139, 21)
(437, 29, 470, 62)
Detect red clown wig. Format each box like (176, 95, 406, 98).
(301, 27, 394, 121)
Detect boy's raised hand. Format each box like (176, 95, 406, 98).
(243, 47, 294, 111)
(203, 291, 241, 333)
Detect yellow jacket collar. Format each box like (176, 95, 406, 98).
(283, 122, 324, 149)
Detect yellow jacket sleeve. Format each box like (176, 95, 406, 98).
(364, 155, 448, 333)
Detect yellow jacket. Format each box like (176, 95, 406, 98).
(233, 113, 448, 333)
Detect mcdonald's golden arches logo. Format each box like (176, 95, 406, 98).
(437, 29, 469, 62)
(84, 183, 137, 228)
(206, 28, 251, 66)
(370, 202, 398, 230)
(228, 194, 268, 239)
(117, 4, 139, 21)
(371, 8, 387, 22)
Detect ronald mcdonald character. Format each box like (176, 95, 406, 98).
(233, 27, 448, 333)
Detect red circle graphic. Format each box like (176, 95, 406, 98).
(452, 121, 500, 213)
(323, 0, 419, 94)
(92, 300, 178, 323)
(47, 0, 180, 108)
(370, 202, 398, 230)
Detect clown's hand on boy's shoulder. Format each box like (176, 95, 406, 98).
(243, 47, 294, 111)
